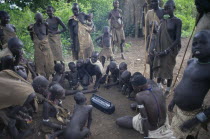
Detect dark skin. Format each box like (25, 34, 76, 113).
(108, 1, 125, 59)
(168, 31, 210, 134)
(7, 38, 24, 66)
(64, 92, 92, 139)
(46, 7, 67, 64)
(146, 21, 158, 80)
(42, 84, 67, 138)
(150, 0, 164, 20)
(46, 7, 67, 35)
(5, 93, 36, 139)
(195, 0, 210, 26)
(156, 1, 182, 94)
(52, 63, 65, 86)
(85, 52, 103, 89)
(0, 11, 16, 49)
(95, 26, 113, 67)
(116, 81, 166, 137)
(76, 59, 92, 90)
(68, 3, 90, 60)
(1, 55, 14, 71)
(120, 70, 132, 96)
(103, 61, 120, 89)
(65, 62, 79, 90)
(29, 13, 48, 41)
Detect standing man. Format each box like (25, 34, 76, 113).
(108, 0, 125, 59)
(28, 13, 54, 79)
(46, 6, 67, 64)
(68, 3, 94, 60)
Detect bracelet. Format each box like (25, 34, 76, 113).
(196, 112, 208, 122)
(137, 105, 144, 109)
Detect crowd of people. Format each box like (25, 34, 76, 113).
(0, 0, 210, 139)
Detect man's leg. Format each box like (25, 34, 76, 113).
(165, 79, 173, 97)
(120, 40, 125, 60)
(116, 116, 133, 129)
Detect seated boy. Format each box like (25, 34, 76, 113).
(64, 92, 92, 139)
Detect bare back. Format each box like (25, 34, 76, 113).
(136, 86, 166, 130)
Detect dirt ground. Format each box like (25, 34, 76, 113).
(27, 37, 210, 139)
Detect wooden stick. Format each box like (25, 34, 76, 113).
(143, 13, 155, 76)
(172, 25, 196, 89)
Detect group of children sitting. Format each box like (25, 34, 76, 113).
(0, 41, 145, 139)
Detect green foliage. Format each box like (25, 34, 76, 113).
(162, 0, 196, 37)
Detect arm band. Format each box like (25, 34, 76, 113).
(196, 112, 208, 123)
(137, 105, 144, 109)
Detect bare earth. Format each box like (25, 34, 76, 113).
(29, 38, 210, 139)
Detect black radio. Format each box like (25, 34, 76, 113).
(90, 94, 115, 114)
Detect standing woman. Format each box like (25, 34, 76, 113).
(46, 6, 67, 64)
(0, 11, 17, 50)
(153, 0, 182, 96)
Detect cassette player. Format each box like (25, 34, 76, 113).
(90, 94, 115, 114)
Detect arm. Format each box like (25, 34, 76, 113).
(87, 106, 93, 129)
(108, 12, 112, 27)
(42, 102, 64, 130)
(26, 62, 37, 79)
(168, 97, 175, 112)
(94, 67, 103, 89)
(45, 22, 49, 35)
(27, 24, 34, 41)
(56, 17, 67, 34)
(0, 27, 3, 49)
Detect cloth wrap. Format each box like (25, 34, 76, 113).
(145, 9, 160, 45)
(31, 24, 54, 77)
(153, 19, 180, 79)
(0, 70, 34, 109)
(48, 33, 64, 61)
(110, 9, 125, 48)
(132, 113, 175, 138)
(196, 12, 210, 33)
(69, 16, 94, 60)
(0, 47, 12, 59)
(0, 24, 17, 49)
(171, 107, 202, 139)
(90, 59, 103, 73)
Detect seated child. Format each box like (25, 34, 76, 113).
(64, 92, 92, 139)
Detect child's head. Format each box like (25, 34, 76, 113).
(103, 26, 110, 34)
(76, 59, 84, 68)
(86, 13, 93, 22)
(74, 92, 86, 105)
(68, 62, 77, 72)
(109, 61, 118, 73)
(54, 63, 64, 74)
(49, 83, 65, 100)
(119, 62, 127, 73)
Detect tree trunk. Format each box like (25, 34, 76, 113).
(119, 0, 145, 38)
